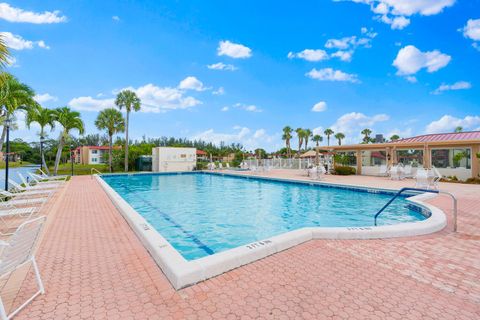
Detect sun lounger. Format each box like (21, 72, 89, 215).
(18, 173, 60, 190)
(8, 180, 55, 195)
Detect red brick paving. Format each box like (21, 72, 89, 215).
(10, 174, 480, 319)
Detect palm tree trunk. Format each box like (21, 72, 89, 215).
(125, 111, 129, 172)
(54, 135, 65, 175)
(109, 134, 113, 173)
(40, 128, 50, 175)
(0, 125, 6, 153)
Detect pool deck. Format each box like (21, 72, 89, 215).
(9, 170, 480, 319)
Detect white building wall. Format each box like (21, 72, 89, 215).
(88, 149, 107, 164)
(152, 147, 197, 172)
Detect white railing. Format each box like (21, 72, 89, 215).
(241, 158, 329, 170)
(90, 168, 102, 178)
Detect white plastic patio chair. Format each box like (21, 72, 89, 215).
(378, 164, 389, 177)
(390, 165, 401, 180)
(414, 168, 430, 189)
(430, 167, 443, 189)
(403, 165, 413, 178)
(0, 216, 46, 320)
(28, 173, 64, 185)
(226, 163, 230, 169)
(18, 174, 59, 190)
(8, 180, 55, 196)
(217, 163, 223, 170)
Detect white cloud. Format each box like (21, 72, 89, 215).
(325, 36, 357, 49)
(311, 101, 327, 112)
(212, 87, 225, 95)
(331, 50, 353, 62)
(1, 32, 49, 50)
(306, 68, 359, 83)
(220, 106, 229, 112)
(329, 112, 390, 144)
(324, 29, 376, 61)
(432, 81, 472, 94)
(233, 103, 262, 113)
(217, 40, 252, 59)
(461, 18, 480, 49)
(34, 93, 57, 104)
(338, 0, 455, 30)
(70, 82, 203, 113)
(0, 3, 67, 24)
(112, 16, 120, 22)
(287, 49, 329, 62)
(425, 115, 480, 134)
(207, 62, 237, 71)
(392, 45, 451, 76)
(405, 76, 417, 83)
(178, 76, 207, 91)
(192, 126, 279, 151)
(68, 96, 115, 112)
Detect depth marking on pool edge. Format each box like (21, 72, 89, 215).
(120, 183, 215, 256)
(246, 240, 272, 250)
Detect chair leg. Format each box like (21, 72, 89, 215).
(0, 297, 7, 320)
(32, 257, 45, 294)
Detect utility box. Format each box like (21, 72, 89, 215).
(135, 155, 152, 171)
(152, 147, 197, 172)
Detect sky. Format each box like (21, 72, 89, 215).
(1, 0, 480, 151)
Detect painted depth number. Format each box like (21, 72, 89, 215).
(246, 240, 272, 250)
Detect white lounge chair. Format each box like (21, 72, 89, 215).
(29, 173, 65, 185)
(18, 173, 59, 190)
(226, 163, 230, 169)
(0, 216, 46, 320)
(38, 169, 68, 180)
(8, 180, 55, 196)
(0, 190, 50, 204)
(217, 163, 223, 170)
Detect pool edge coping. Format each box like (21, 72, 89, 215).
(94, 172, 447, 290)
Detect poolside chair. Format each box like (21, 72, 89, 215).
(18, 173, 60, 190)
(414, 168, 430, 189)
(29, 173, 65, 185)
(217, 163, 223, 170)
(431, 167, 443, 189)
(0, 216, 46, 320)
(403, 165, 413, 178)
(38, 169, 68, 180)
(8, 180, 55, 196)
(389, 165, 401, 180)
(226, 163, 230, 169)
(0, 205, 38, 231)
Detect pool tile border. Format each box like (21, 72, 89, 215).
(95, 172, 447, 289)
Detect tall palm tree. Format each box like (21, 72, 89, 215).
(95, 108, 125, 172)
(0, 73, 38, 151)
(324, 128, 334, 146)
(312, 134, 323, 147)
(115, 90, 141, 172)
(0, 33, 10, 70)
(295, 128, 305, 155)
(304, 129, 312, 150)
(361, 128, 372, 144)
(282, 126, 293, 158)
(334, 132, 345, 145)
(26, 105, 56, 174)
(53, 107, 85, 175)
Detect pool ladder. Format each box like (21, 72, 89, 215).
(91, 168, 102, 178)
(374, 187, 458, 232)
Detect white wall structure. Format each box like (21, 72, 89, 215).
(152, 147, 197, 172)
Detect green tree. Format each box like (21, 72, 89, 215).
(361, 128, 372, 144)
(115, 90, 141, 172)
(312, 134, 323, 147)
(0, 73, 38, 151)
(282, 126, 293, 158)
(295, 128, 305, 155)
(26, 105, 56, 174)
(304, 128, 312, 150)
(334, 132, 345, 145)
(454, 126, 463, 133)
(324, 128, 334, 146)
(95, 108, 125, 172)
(390, 134, 400, 141)
(53, 107, 85, 175)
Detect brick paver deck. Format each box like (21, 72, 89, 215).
(10, 173, 480, 319)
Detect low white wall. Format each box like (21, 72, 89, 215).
(437, 167, 471, 181)
(152, 147, 196, 172)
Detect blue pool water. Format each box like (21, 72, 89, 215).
(102, 173, 426, 260)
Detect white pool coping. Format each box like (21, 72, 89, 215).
(95, 172, 447, 289)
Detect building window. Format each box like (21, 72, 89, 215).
(91, 158, 98, 163)
(91, 150, 98, 154)
(361, 150, 386, 166)
(431, 148, 471, 169)
(396, 149, 423, 167)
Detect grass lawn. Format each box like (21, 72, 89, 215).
(47, 163, 111, 176)
(0, 161, 33, 169)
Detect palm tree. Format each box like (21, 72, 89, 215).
(95, 108, 125, 172)
(26, 105, 56, 174)
(454, 126, 463, 133)
(324, 128, 334, 146)
(53, 107, 85, 175)
(115, 90, 141, 172)
(312, 134, 323, 147)
(0, 33, 10, 70)
(295, 128, 305, 155)
(0, 73, 38, 151)
(282, 126, 293, 158)
(304, 129, 312, 150)
(390, 134, 400, 141)
(334, 132, 345, 145)
(361, 128, 372, 144)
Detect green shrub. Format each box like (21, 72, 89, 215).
(465, 177, 480, 184)
(333, 166, 356, 175)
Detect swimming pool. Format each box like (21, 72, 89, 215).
(102, 172, 427, 260)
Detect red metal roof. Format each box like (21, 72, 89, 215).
(394, 131, 480, 143)
(196, 150, 207, 155)
(75, 146, 121, 151)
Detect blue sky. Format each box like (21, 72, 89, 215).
(1, 0, 480, 151)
